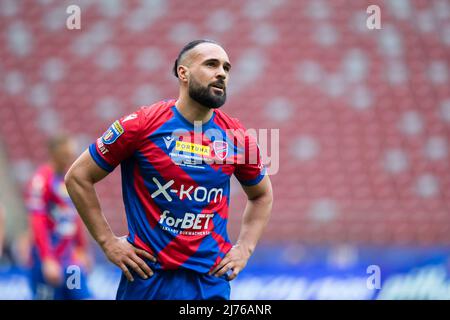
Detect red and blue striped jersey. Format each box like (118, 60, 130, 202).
(26, 165, 87, 264)
(89, 99, 265, 273)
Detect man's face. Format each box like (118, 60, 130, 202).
(181, 43, 231, 109)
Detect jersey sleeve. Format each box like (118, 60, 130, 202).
(233, 122, 266, 186)
(88, 111, 143, 172)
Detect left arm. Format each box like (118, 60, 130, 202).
(210, 175, 273, 280)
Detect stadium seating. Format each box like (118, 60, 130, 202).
(0, 0, 449, 244)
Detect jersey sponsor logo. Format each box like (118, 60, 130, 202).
(102, 120, 124, 145)
(213, 140, 228, 160)
(169, 152, 206, 169)
(151, 177, 223, 203)
(175, 141, 210, 156)
(159, 210, 214, 234)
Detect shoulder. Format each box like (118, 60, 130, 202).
(115, 99, 176, 137)
(127, 99, 176, 132)
(213, 109, 246, 130)
(214, 110, 259, 149)
(138, 99, 176, 121)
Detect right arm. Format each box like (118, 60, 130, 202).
(65, 150, 155, 281)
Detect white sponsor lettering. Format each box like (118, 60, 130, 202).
(97, 139, 109, 155)
(159, 210, 214, 231)
(151, 178, 223, 203)
(150, 178, 175, 201)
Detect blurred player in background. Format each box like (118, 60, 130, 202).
(26, 135, 91, 300)
(0, 202, 4, 259)
(65, 40, 273, 300)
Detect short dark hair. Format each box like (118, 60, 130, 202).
(172, 39, 220, 78)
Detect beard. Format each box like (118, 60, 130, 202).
(188, 76, 227, 109)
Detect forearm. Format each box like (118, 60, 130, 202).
(210, 189, 272, 279)
(65, 174, 114, 249)
(235, 192, 273, 257)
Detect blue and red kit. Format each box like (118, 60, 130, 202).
(26, 165, 90, 300)
(89, 99, 265, 299)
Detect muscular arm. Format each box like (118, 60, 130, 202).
(235, 175, 273, 256)
(211, 175, 273, 280)
(65, 150, 155, 281)
(64, 150, 113, 247)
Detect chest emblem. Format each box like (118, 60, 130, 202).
(213, 141, 228, 160)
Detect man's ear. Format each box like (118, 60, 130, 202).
(178, 65, 189, 82)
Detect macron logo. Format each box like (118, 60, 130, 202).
(163, 136, 175, 149)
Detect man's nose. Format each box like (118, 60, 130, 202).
(216, 67, 226, 80)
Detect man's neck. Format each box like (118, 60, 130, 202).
(175, 95, 214, 124)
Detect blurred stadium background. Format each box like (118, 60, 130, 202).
(0, 0, 450, 299)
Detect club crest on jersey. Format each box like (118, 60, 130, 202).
(213, 141, 228, 160)
(102, 120, 124, 145)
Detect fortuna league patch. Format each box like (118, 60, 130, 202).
(102, 120, 124, 144)
(213, 141, 228, 160)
